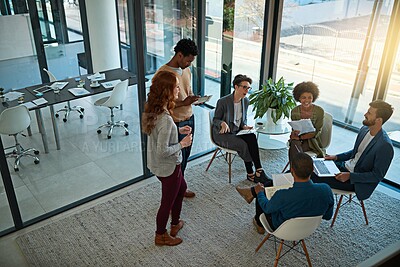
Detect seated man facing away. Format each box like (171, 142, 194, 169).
(311, 100, 394, 201)
(236, 153, 334, 234)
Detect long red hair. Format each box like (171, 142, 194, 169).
(142, 71, 177, 135)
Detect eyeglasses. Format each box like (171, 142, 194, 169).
(238, 85, 252, 90)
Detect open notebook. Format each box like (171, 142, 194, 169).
(265, 173, 294, 200)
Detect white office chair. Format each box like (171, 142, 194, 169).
(256, 214, 323, 267)
(205, 109, 238, 183)
(94, 79, 129, 139)
(282, 112, 333, 172)
(43, 68, 84, 122)
(330, 189, 368, 227)
(0, 105, 40, 171)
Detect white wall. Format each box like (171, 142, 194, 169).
(85, 0, 121, 72)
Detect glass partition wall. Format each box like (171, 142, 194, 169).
(0, 0, 145, 236)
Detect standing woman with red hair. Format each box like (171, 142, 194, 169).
(142, 71, 192, 246)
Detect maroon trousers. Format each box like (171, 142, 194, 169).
(156, 165, 187, 235)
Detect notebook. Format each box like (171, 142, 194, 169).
(313, 158, 340, 177)
(68, 88, 90, 96)
(265, 172, 294, 200)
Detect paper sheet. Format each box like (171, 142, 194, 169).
(3, 91, 24, 102)
(288, 119, 316, 135)
(68, 88, 91, 96)
(101, 79, 121, 89)
(236, 129, 255, 136)
(272, 173, 294, 187)
(32, 98, 48, 106)
(265, 184, 293, 200)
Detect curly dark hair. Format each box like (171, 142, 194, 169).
(293, 81, 319, 102)
(174, 38, 198, 57)
(232, 74, 252, 87)
(142, 71, 177, 135)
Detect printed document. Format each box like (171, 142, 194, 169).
(68, 88, 91, 96)
(101, 79, 121, 89)
(272, 173, 294, 187)
(288, 119, 315, 135)
(236, 128, 256, 136)
(265, 173, 294, 200)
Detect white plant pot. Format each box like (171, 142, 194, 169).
(255, 109, 288, 127)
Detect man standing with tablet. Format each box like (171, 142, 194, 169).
(154, 38, 199, 198)
(311, 100, 394, 201)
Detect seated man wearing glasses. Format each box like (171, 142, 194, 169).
(212, 74, 271, 185)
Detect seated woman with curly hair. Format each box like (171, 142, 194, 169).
(288, 81, 325, 162)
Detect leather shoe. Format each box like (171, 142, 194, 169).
(235, 185, 254, 204)
(253, 217, 265, 234)
(184, 190, 196, 198)
(155, 231, 182, 246)
(170, 220, 184, 237)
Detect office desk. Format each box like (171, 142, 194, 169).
(23, 68, 138, 151)
(1, 89, 51, 153)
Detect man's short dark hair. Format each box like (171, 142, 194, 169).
(291, 153, 313, 179)
(174, 38, 198, 57)
(232, 74, 252, 87)
(369, 100, 394, 124)
(293, 81, 319, 102)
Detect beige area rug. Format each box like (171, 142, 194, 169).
(16, 149, 400, 266)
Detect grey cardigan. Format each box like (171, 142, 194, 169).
(147, 112, 182, 177)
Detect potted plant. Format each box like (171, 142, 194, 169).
(249, 77, 296, 124)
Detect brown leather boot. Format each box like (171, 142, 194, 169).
(235, 185, 254, 204)
(155, 232, 182, 246)
(184, 190, 196, 198)
(170, 220, 184, 237)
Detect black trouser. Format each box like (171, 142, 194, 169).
(175, 115, 195, 176)
(251, 187, 275, 231)
(311, 161, 355, 191)
(238, 133, 262, 174)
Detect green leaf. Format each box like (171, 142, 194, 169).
(251, 76, 296, 124)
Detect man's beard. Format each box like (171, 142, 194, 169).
(362, 118, 375, 126)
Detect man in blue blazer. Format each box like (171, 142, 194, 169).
(311, 100, 394, 201)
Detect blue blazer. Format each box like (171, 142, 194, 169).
(336, 126, 394, 200)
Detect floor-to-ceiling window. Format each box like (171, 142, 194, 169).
(276, 0, 399, 185)
(203, 0, 266, 106)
